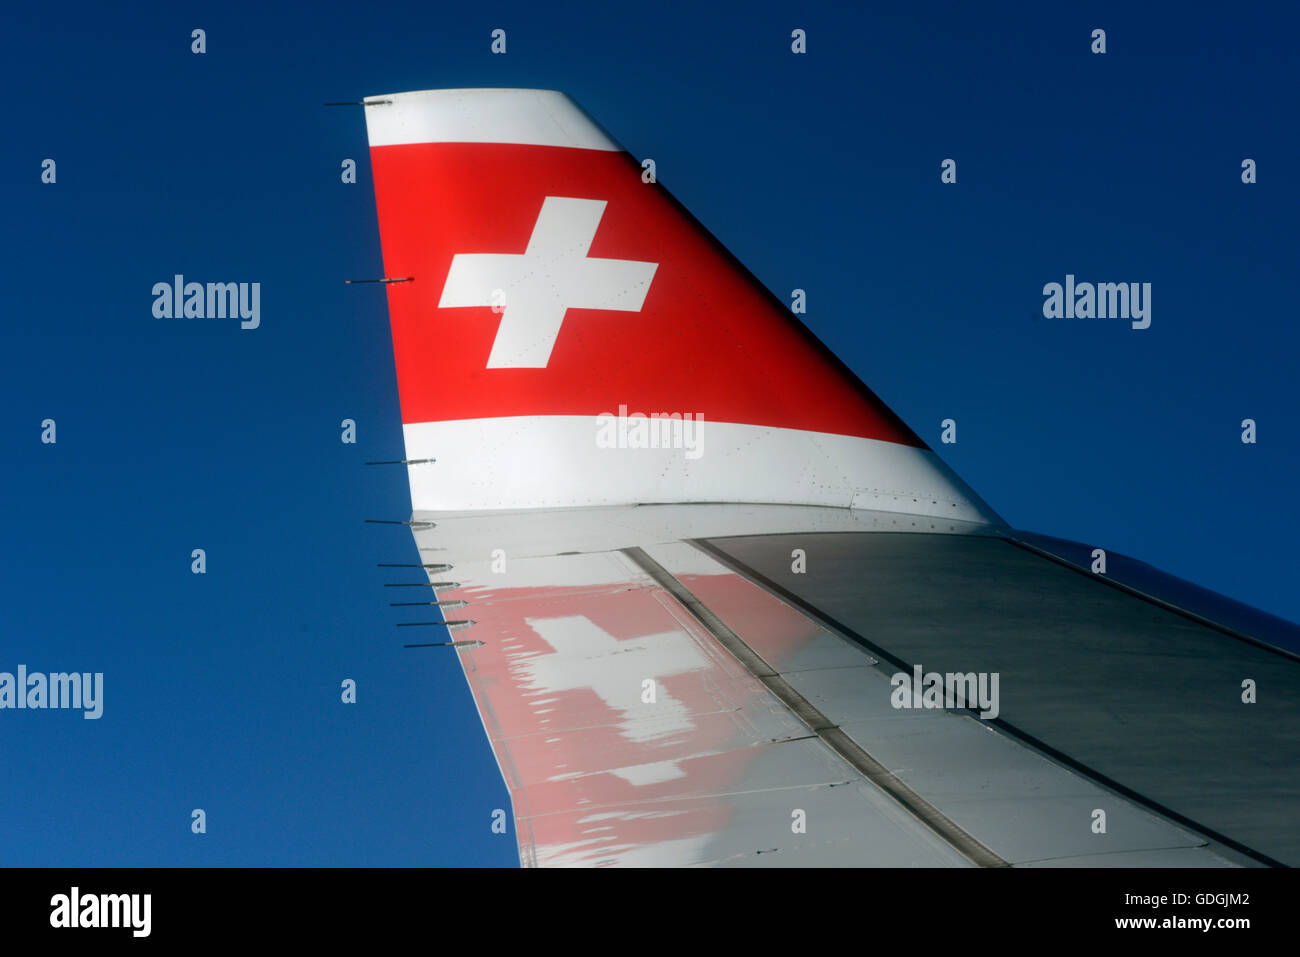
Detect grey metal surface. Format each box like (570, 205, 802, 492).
(647, 540, 1239, 867)
(627, 545, 1007, 866)
(438, 546, 975, 866)
(703, 531, 1300, 866)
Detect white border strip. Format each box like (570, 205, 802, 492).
(400, 416, 1000, 523)
(364, 89, 621, 150)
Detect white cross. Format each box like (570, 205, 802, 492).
(520, 615, 709, 744)
(438, 196, 659, 368)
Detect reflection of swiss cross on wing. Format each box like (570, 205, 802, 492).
(438, 196, 659, 368)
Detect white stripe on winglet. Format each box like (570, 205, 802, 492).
(399, 416, 1000, 523)
(364, 89, 621, 150)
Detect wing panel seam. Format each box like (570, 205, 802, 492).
(620, 545, 1008, 868)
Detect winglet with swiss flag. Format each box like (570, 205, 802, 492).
(363, 88, 999, 524)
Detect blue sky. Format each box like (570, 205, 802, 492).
(1, 0, 1295, 865)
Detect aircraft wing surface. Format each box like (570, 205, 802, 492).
(358, 89, 1299, 867)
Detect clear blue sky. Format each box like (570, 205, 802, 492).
(1, 0, 1295, 865)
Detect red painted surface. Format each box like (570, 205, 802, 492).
(369, 142, 923, 446)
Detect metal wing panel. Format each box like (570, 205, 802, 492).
(442, 547, 971, 867)
(701, 530, 1300, 866)
(392, 505, 1288, 867)
(646, 540, 1239, 866)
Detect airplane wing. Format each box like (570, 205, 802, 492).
(359, 89, 1300, 868)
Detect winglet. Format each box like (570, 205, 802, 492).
(363, 89, 1000, 524)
